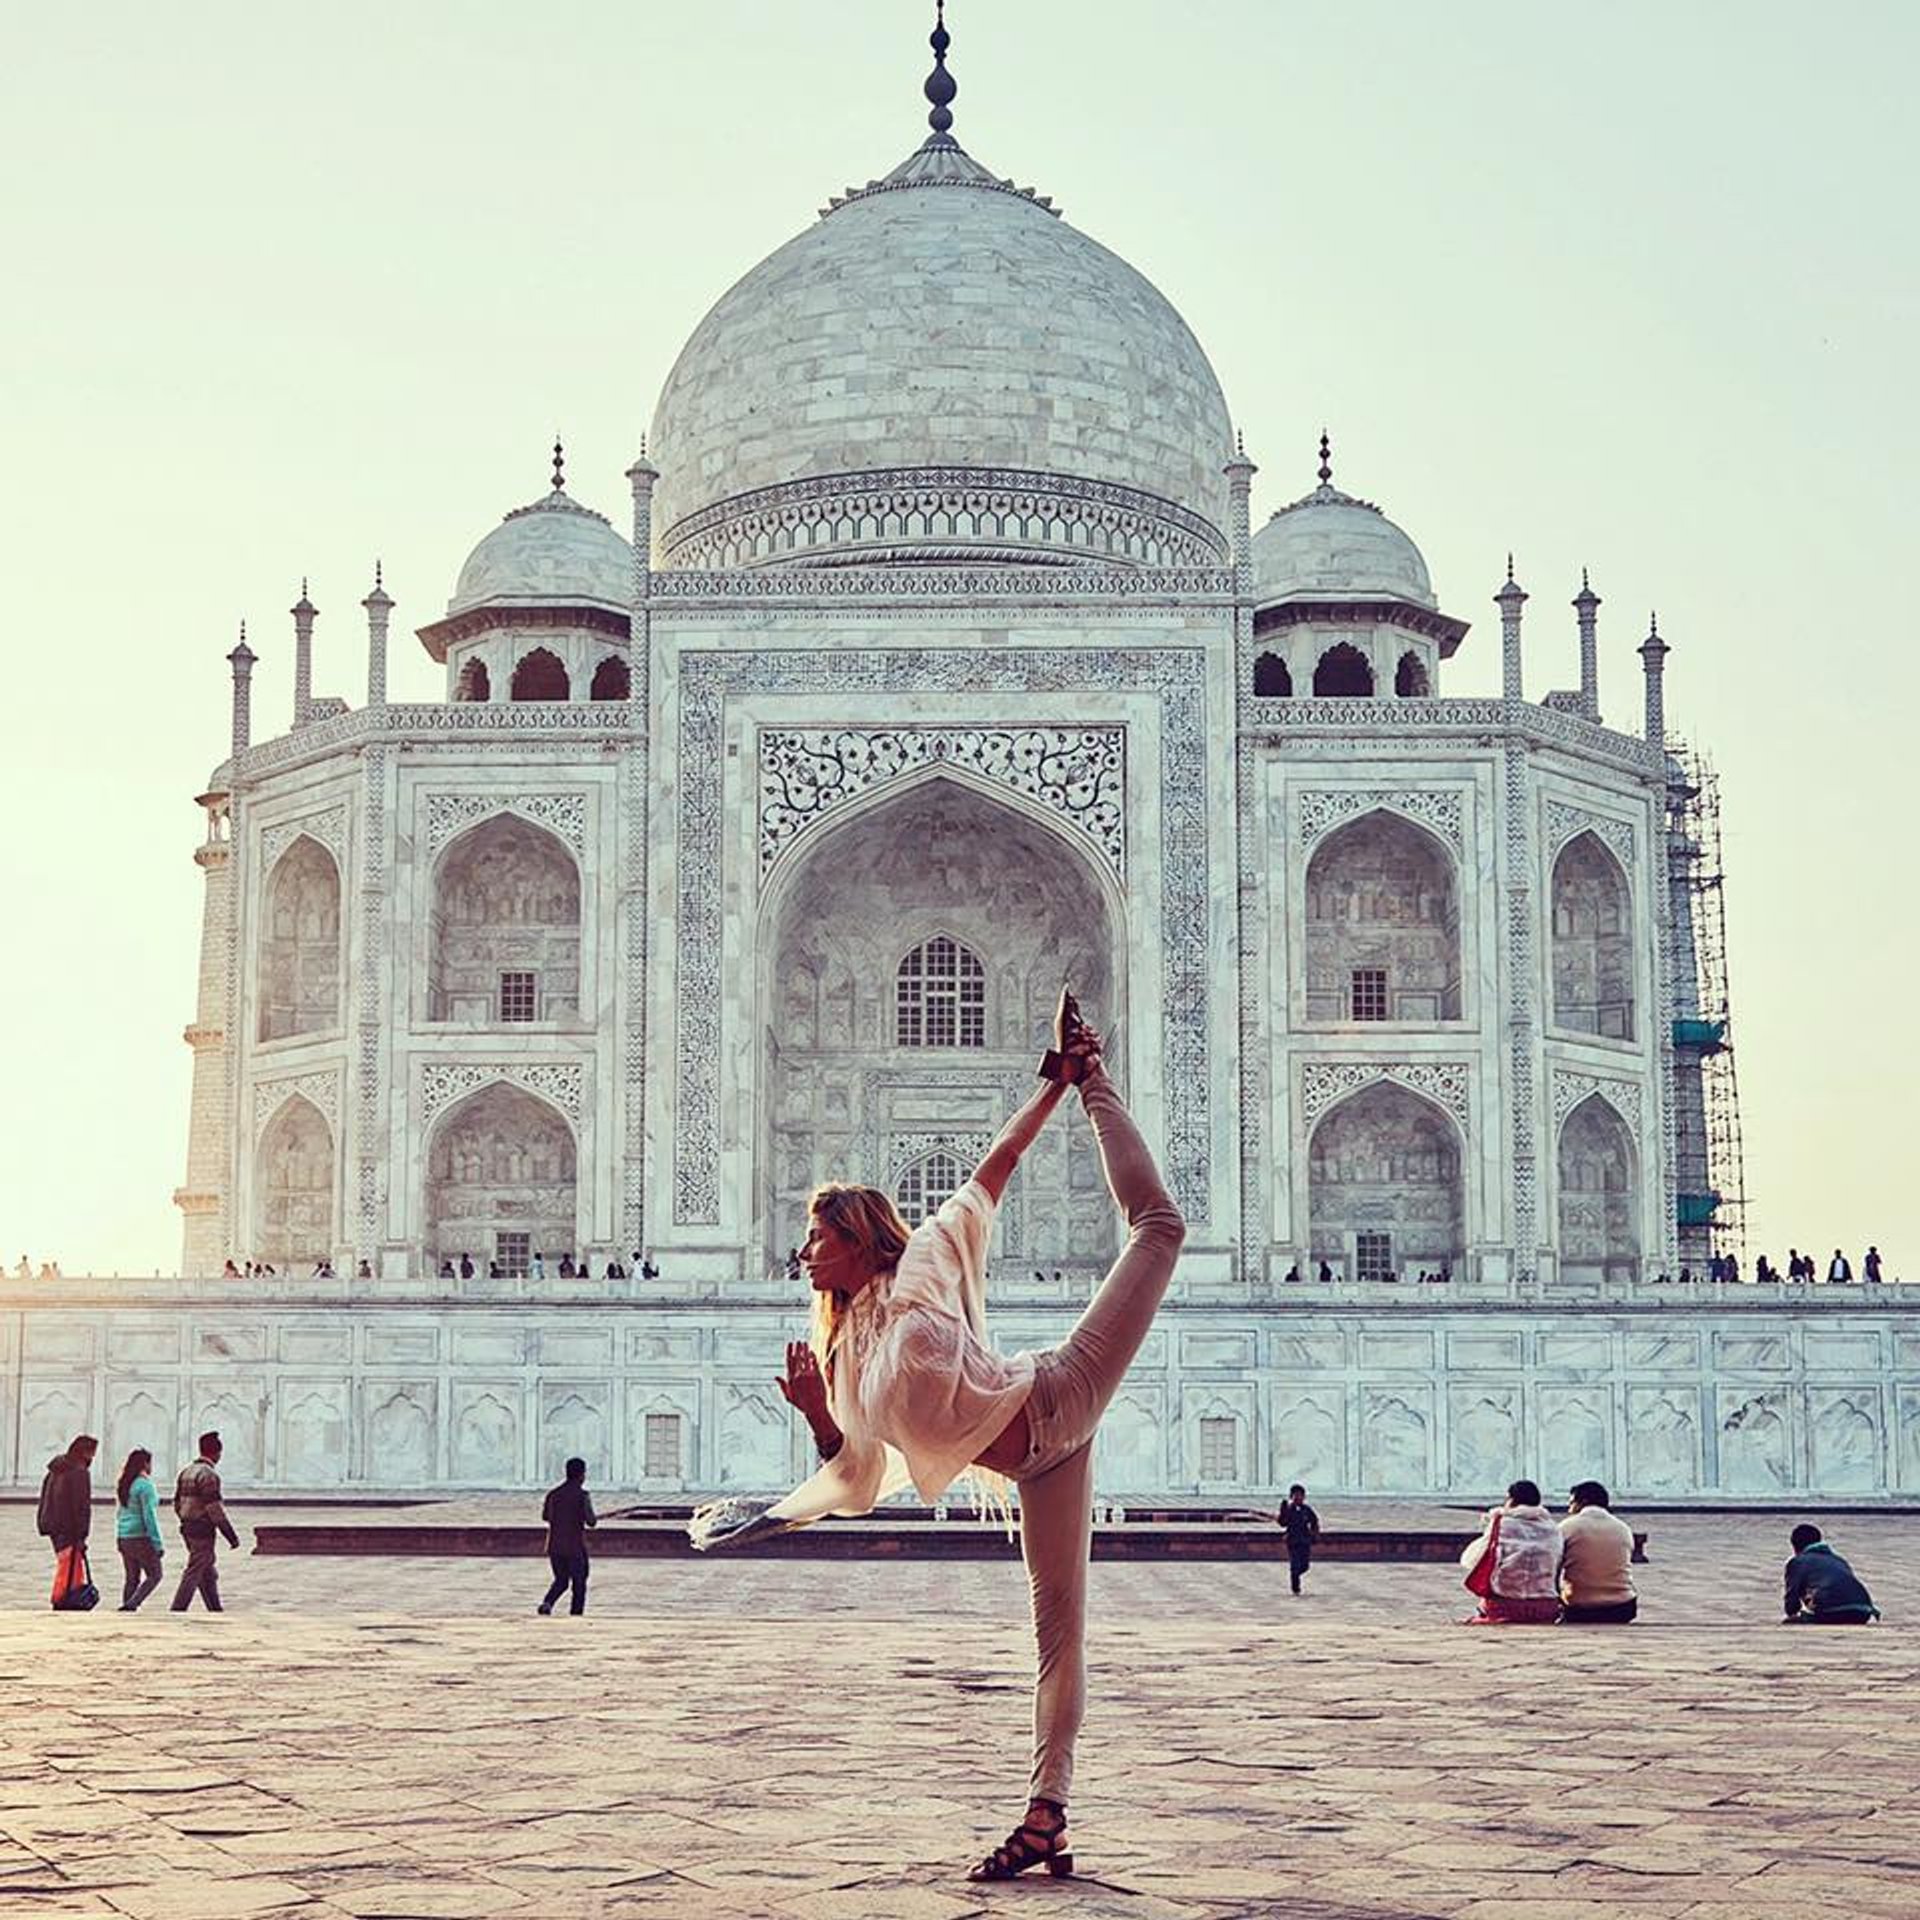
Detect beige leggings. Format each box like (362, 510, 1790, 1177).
(1012, 1069, 1186, 1806)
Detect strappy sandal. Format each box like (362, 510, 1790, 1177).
(967, 1799, 1073, 1880)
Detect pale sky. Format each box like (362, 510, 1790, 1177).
(1, 2, 1914, 1276)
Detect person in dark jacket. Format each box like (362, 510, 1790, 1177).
(39, 1435, 97, 1609)
(1783, 1524, 1879, 1624)
(171, 1432, 242, 1612)
(39, 1434, 96, 1550)
(538, 1457, 598, 1615)
(1280, 1483, 1321, 1595)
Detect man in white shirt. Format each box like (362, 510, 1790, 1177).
(1559, 1481, 1637, 1623)
(1827, 1250, 1853, 1283)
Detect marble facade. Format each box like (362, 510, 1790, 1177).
(13, 50, 1863, 1500)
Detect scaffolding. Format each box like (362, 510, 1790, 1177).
(1666, 745, 1747, 1266)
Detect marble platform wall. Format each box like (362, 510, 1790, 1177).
(5, 1296, 1914, 1500)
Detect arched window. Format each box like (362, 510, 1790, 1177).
(429, 815, 581, 1023)
(1253, 651, 1293, 696)
(896, 1149, 967, 1223)
(1309, 1082, 1464, 1281)
(1551, 832, 1635, 1039)
(425, 1082, 577, 1274)
(454, 658, 491, 703)
(510, 648, 569, 701)
(895, 934, 986, 1047)
(1304, 810, 1461, 1021)
(258, 836, 341, 1040)
(255, 1095, 334, 1267)
(589, 655, 630, 701)
(1312, 643, 1374, 696)
(1394, 650, 1430, 696)
(1557, 1093, 1639, 1282)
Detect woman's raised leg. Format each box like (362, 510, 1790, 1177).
(1043, 1067, 1185, 1453)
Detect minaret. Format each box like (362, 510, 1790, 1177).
(291, 580, 317, 727)
(1496, 555, 1527, 702)
(1573, 569, 1601, 722)
(1639, 612, 1671, 745)
(362, 562, 391, 708)
(228, 625, 257, 759)
(1224, 428, 1257, 589)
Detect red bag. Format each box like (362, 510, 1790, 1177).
(1463, 1514, 1501, 1598)
(51, 1545, 99, 1612)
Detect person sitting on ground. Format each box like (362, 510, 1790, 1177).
(222, 1259, 241, 1278)
(1558, 1481, 1637, 1623)
(1783, 1524, 1879, 1624)
(1461, 1478, 1563, 1624)
(1317, 1259, 1334, 1284)
(558, 1254, 576, 1279)
(438, 1260, 455, 1279)
(1282, 1262, 1301, 1284)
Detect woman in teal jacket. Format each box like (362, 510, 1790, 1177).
(114, 1449, 164, 1610)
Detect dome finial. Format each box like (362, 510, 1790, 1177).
(924, 0, 957, 138)
(1317, 429, 1332, 486)
(552, 435, 566, 492)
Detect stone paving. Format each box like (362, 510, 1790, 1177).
(0, 1506, 1913, 1918)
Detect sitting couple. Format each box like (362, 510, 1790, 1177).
(1461, 1479, 1637, 1624)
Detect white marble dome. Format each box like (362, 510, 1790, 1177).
(1253, 479, 1436, 611)
(447, 485, 632, 617)
(648, 136, 1235, 568)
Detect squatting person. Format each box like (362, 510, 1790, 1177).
(692, 1001, 1184, 1881)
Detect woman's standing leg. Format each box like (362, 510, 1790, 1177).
(131, 1545, 164, 1610)
(1044, 1068, 1186, 1453)
(118, 1543, 140, 1610)
(1018, 1439, 1095, 1808)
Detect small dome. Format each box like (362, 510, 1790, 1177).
(447, 480, 631, 617)
(648, 134, 1234, 568)
(1253, 470, 1435, 612)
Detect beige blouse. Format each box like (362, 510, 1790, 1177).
(767, 1179, 1035, 1523)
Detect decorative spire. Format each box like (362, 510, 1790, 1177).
(552, 435, 566, 492)
(924, 0, 956, 138)
(1317, 429, 1332, 487)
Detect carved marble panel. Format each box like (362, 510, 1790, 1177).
(423, 790, 588, 863)
(193, 1387, 264, 1481)
(1272, 1390, 1344, 1487)
(1625, 1386, 1699, 1492)
(1536, 1387, 1613, 1492)
(452, 1386, 522, 1484)
(760, 727, 1126, 881)
(1808, 1389, 1883, 1493)
(1449, 1386, 1521, 1494)
(1716, 1387, 1794, 1494)
(1301, 1060, 1470, 1132)
(716, 1383, 792, 1492)
(1297, 787, 1464, 858)
(1360, 1389, 1434, 1491)
(367, 1383, 437, 1484)
(1545, 800, 1636, 871)
(419, 1061, 585, 1129)
(1095, 1388, 1165, 1494)
(260, 806, 347, 873)
(279, 1382, 350, 1484)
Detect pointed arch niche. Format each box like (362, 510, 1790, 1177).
(425, 1081, 578, 1273)
(254, 1095, 334, 1266)
(428, 814, 581, 1024)
(1305, 810, 1461, 1022)
(762, 772, 1119, 1264)
(258, 836, 341, 1040)
(511, 647, 570, 701)
(1556, 1093, 1639, 1283)
(1308, 1081, 1463, 1279)
(1551, 831, 1635, 1039)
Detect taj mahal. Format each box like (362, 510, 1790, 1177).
(5, 19, 1913, 1503)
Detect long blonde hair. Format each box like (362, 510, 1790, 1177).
(805, 1183, 912, 1364)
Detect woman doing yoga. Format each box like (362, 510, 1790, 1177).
(692, 1000, 1186, 1880)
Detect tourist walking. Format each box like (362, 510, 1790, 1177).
(1827, 1249, 1853, 1284)
(38, 1433, 97, 1609)
(170, 1432, 241, 1611)
(1279, 1483, 1320, 1595)
(1865, 1246, 1884, 1284)
(537, 1457, 597, 1615)
(692, 1001, 1182, 1882)
(114, 1448, 166, 1610)
(1557, 1481, 1637, 1623)
(1782, 1524, 1879, 1624)
(1460, 1479, 1562, 1624)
